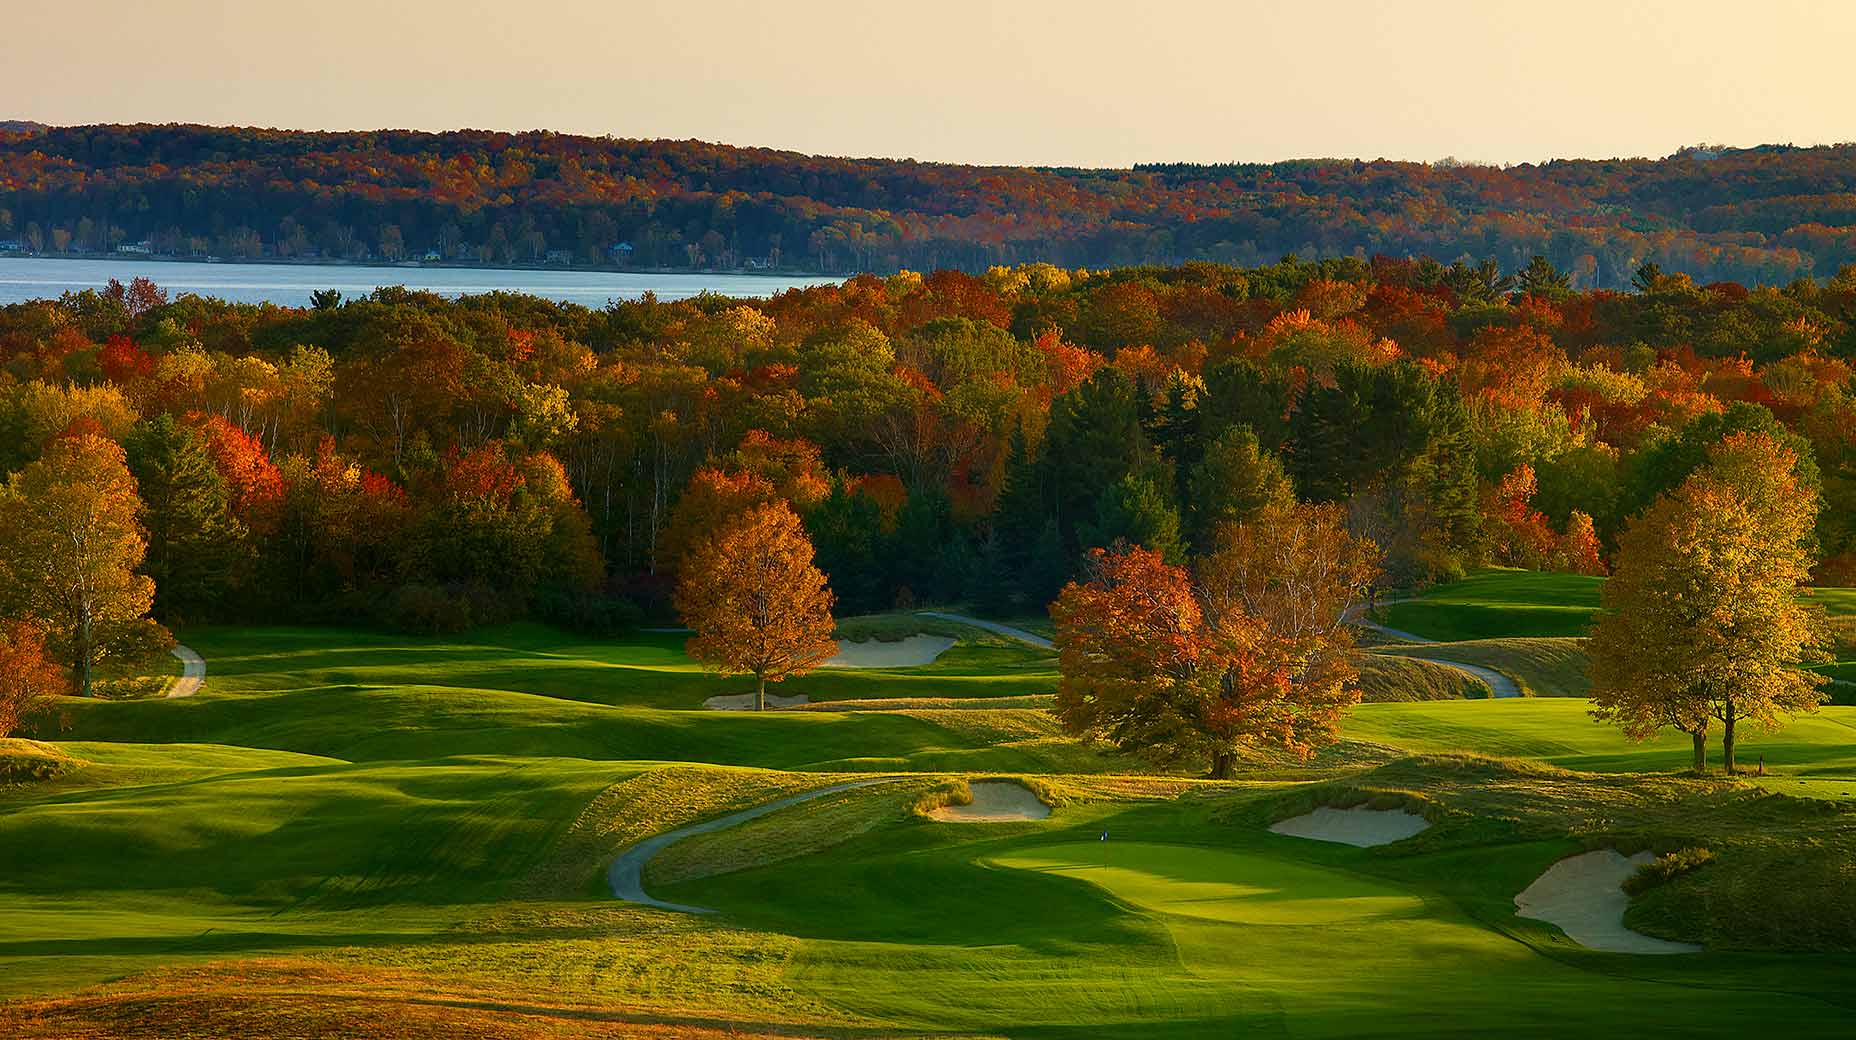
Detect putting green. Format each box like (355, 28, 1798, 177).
(992, 842, 1423, 926)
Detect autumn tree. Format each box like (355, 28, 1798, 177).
(1052, 503, 1380, 778)
(1590, 432, 1829, 773)
(674, 502, 838, 711)
(0, 621, 66, 737)
(0, 432, 167, 696)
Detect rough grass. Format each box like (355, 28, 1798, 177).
(0, 958, 857, 1039)
(520, 765, 848, 898)
(1290, 754, 1856, 953)
(0, 739, 84, 785)
(1356, 654, 1489, 701)
(647, 778, 945, 886)
(1373, 637, 1591, 698)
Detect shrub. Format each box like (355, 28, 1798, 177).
(535, 585, 644, 637)
(1624, 847, 1716, 895)
(383, 584, 475, 634)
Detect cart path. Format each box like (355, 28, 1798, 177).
(608, 778, 904, 914)
(167, 645, 205, 698)
(1346, 602, 1521, 698)
(917, 612, 1053, 649)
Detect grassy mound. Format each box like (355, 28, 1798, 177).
(0, 739, 84, 785)
(1373, 637, 1591, 697)
(1357, 654, 1490, 701)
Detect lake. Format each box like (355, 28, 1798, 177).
(0, 256, 843, 307)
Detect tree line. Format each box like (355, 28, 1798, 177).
(3, 253, 1856, 744)
(7, 125, 1856, 283)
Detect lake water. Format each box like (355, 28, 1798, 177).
(0, 256, 842, 307)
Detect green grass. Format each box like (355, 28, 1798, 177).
(661, 782, 1856, 1037)
(1381, 569, 1604, 640)
(1347, 698, 1856, 775)
(10, 618, 1856, 1037)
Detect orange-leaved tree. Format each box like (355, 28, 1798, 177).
(674, 501, 838, 711)
(1053, 502, 1380, 778)
(0, 620, 67, 737)
(1590, 432, 1828, 773)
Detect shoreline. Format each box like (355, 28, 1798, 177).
(0, 251, 854, 282)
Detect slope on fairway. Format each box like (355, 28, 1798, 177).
(992, 842, 1422, 924)
(1346, 698, 1856, 775)
(1380, 570, 1603, 641)
(663, 791, 1856, 1038)
(176, 624, 1056, 709)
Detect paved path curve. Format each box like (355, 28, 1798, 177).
(166, 645, 205, 699)
(917, 612, 1053, 649)
(608, 778, 902, 914)
(1345, 602, 1521, 699)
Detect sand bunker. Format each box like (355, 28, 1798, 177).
(930, 781, 1051, 822)
(1269, 805, 1431, 847)
(702, 691, 810, 711)
(1514, 850, 1702, 955)
(822, 634, 956, 669)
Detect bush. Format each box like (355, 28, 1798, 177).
(1624, 847, 1716, 895)
(535, 586, 644, 637)
(383, 584, 475, 634)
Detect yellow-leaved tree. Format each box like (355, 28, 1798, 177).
(1589, 432, 1829, 773)
(674, 501, 838, 711)
(0, 430, 168, 697)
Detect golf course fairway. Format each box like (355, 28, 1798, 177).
(991, 842, 1424, 925)
(7, 590, 1856, 1037)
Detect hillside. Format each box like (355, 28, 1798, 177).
(4, 124, 1856, 282)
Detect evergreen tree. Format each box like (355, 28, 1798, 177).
(892, 484, 957, 602)
(1083, 474, 1185, 564)
(802, 478, 886, 615)
(1147, 371, 1201, 500)
(1041, 369, 1154, 553)
(123, 416, 246, 620)
(1199, 359, 1293, 450)
(1188, 426, 1295, 548)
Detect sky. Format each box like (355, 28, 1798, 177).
(7, 0, 1853, 168)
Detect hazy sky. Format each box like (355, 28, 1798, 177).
(8, 0, 1853, 167)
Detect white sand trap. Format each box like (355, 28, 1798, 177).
(702, 691, 810, 711)
(1269, 805, 1431, 847)
(930, 781, 1051, 822)
(822, 634, 956, 669)
(1515, 850, 1703, 955)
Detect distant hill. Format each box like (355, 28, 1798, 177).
(3, 123, 1855, 285)
(0, 121, 45, 133)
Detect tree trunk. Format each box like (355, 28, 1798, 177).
(75, 603, 94, 699)
(1722, 709, 1737, 775)
(1690, 729, 1707, 774)
(756, 673, 766, 713)
(1209, 750, 1233, 780)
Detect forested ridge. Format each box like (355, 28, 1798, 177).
(5, 124, 1856, 283)
(3, 252, 1856, 671)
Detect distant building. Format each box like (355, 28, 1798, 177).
(116, 240, 153, 255)
(0, 239, 22, 252)
(609, 241, 634, 264)
(544, 249, 574, 265)
(422, 249, 442, 262)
